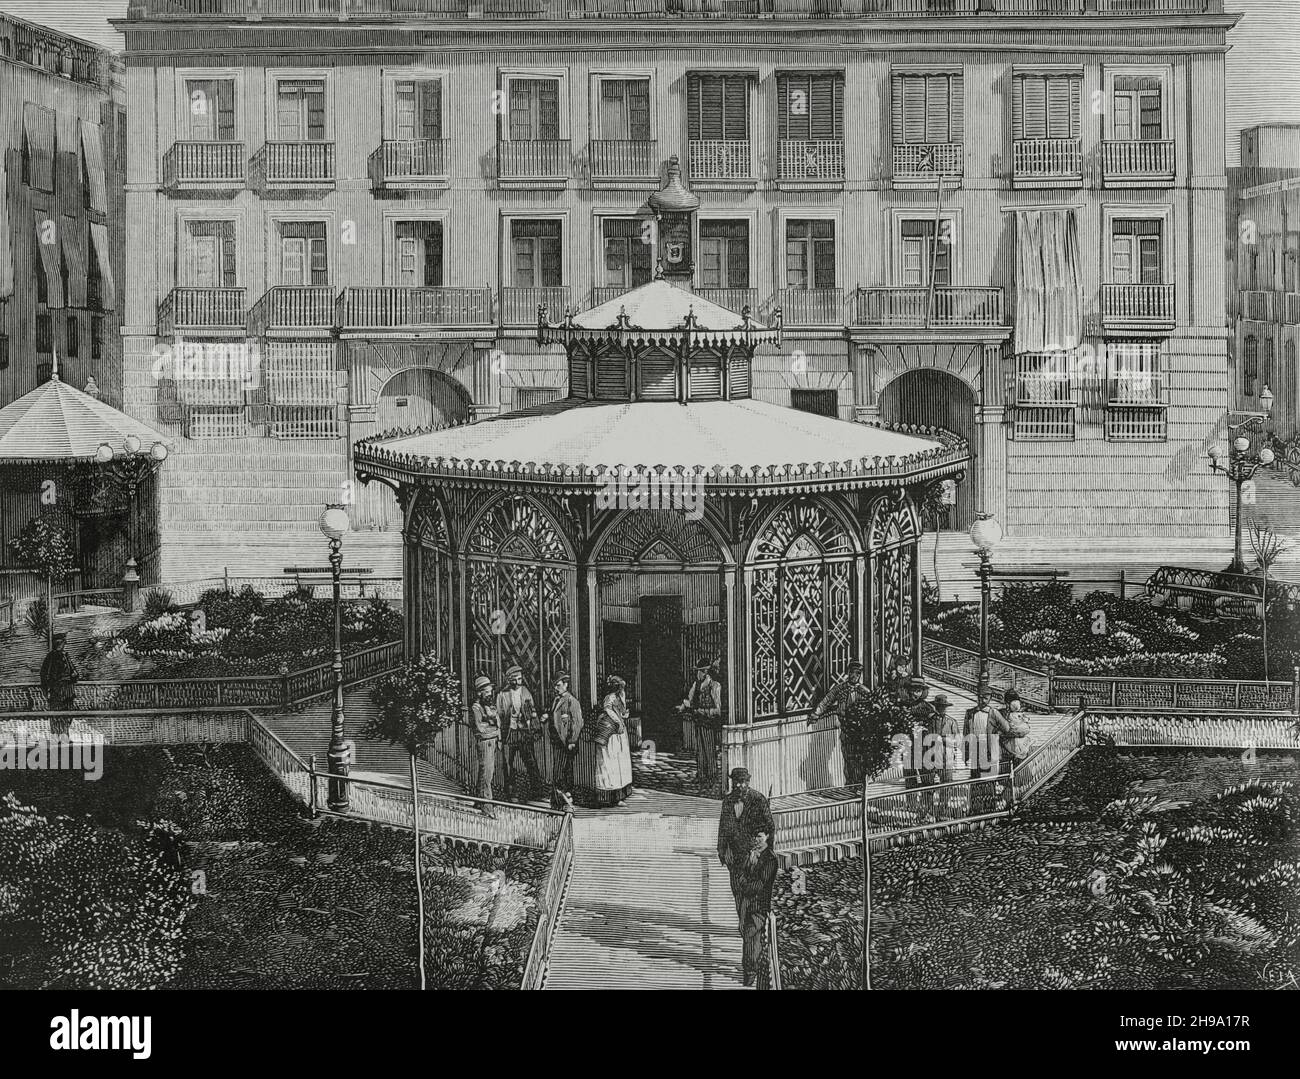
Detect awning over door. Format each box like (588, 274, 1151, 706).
(80, 120, 108, 215)
(1014, 208, 1082, 353)
(89, 223, 115, 311)
(61, 219, 88, 310)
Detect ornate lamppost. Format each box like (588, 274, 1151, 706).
(1208, 384, 1275, 575)
(94, 435, 169, 611)
(318, 504, 352, 812)
(969, 512, 1003, 698)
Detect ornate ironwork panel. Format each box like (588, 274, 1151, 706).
(751, 498, 854, 562)
(594, 509, 723, 565)
(873, 546, 915, 686)
(410, 496, 454, 663)
(866, 491, 920, 552)
(751, 567, 779, 718)
(826, 561, 854, 680)
(782, 563, 825, 712)
(465, 495, 573, 694)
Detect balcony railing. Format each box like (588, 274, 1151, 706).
(500, 286, 572, 326)
(1242, 290, 1274, 322)
(893, 142, 963, 181)
(688, 140, 753, 182)
(777, 140, 845, 182)
(163, 141, 246, 189)
(1286, 293, 1300, 326)
(853, 287, 1004, 328)
(2, 11, 109, 87)
(1100, 283, 1175, 327)
(248, 286, 337, 334)
(1102, 140, 1175, 183)
(1015, 355, 1073, 406)
(158, 287, 247, 334)
(337, 286, 493, 330)
(128, 0, 1224, 18)
(261, 141, 335, 186)
(776, 288, 845, 326)
(1107, 373, 1167, 407)
(497, 140, 571, 180)
(1012, 139, 1083, 182)
(696, 287, 759, 314)
(589, 140, 659, 180)
(371, 139, 448, 185)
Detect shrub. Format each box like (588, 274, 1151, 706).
(24, 596, 49, 640)
(839, 688, 917, 785)
(140, 588, 173, 621)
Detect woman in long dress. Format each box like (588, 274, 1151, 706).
(585, 675, 633, 807)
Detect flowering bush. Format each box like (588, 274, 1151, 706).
(1018, 628, 1060, 650)
(364, 652, 463, 755)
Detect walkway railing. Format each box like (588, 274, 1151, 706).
(521, 812, 574, 989)
(0, 639, 402, 714)
(1085, 710, 1300, 750)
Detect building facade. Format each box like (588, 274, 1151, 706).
(1228, 124, 1299, 444)
(1, 12, 128, 594)
(117, 0, 1236, 582)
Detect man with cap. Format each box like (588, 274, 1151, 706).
(40, 632, 79, 735)
(807, 659, 867, 726)
(679, 658, 723, 783)
(497, 664, 542, 802)
(469, 674, 501, 806)
(718, 767, 776, 981)
(547, 671, 584, 798)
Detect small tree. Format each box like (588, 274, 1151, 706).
(838, 687, 917, 786)
(1249, 520, 1294, 681)
(8, 511, 76, 649)
(363, 652, 462, 990)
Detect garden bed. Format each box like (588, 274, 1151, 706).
(922, 579, 1299, 680)
(772, 748, 1300, 990)
(0, 744, 549, 990)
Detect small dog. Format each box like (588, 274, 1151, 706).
(550, 787, 575, 814)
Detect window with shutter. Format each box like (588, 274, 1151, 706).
(393, 221, 443, 287)
(510, 220, 562, 287)
(1013, 75, 1080, 141)
(187, 79, 236, 141)
(1111, 219, 1162, 283)
(785, 219, 835, 289)
(892, 72, 961, 145)
(394, 80, 442, 141)
(598, 79, 651, 141)
(508, 79, 561, 141)
(602, 218, 652, 290)
(899, 220, 952, 288)
(276, 80, 326, 141)
(185, 220, 237, 287)
(279, 221, 328, 286)
(1112, 76, 1162, 141)
(777, 73, 843, 142)
(688, 74, 749, 141)
(699, 219, 749, 289)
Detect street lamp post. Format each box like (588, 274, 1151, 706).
(969, 512, 1003, 698)
(319, 504, 351, 812)
(95, 435, 169, 611)
(1209, 385, 1275, 575)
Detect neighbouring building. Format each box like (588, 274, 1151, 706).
(0, 11, 130, 600)
(116, 0, 1237, 586)
(1228, 124, 1300, 443)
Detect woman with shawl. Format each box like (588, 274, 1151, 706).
(584, 674, 633, 807)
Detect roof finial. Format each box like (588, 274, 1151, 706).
(50, 344, 60, 382)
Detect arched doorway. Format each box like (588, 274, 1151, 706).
(354, 369, 470, 531)
(878, 369, 976, 530)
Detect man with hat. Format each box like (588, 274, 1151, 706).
(469, 674, 501, 805)
(807, 659, 867, 726)
(679, 658, 723, 784)
(40, 632, 79, 735)
(717, 767, 776, 982)
(900, 676, 935, 805)
(547, 671, 584, 798)
(497, 664, 542, 802)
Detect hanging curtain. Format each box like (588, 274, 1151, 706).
(1015, 208, 1081, 353)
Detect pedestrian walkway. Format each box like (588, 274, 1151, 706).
(544, 789, 747, 990)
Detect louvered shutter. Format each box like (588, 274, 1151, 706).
(814, 231, 835, 289)
(509, 83, 533, 141)
(724, 76, 747, 140)
(216, 80, 236, 141)
(308, 222, 328, 285)
(1021, 77, 1047, 140)
(422, 82, 442, 141)
(811, 75, 842, 140)
(689, 354, 723, 399)
(1012, 77, 1023, 140)
(687, 74, 702, 140)
(950, 73, 964, 144)
(726, 224, 749, 287)
(638, 347, 676, 400)
(1047, 77, 1076, 139)
(925, 76, 948, 143)
(595, 351, 628, 398)
(220, 220, 237, 288)
(539, 224, 562, 286)
(627, 80, 650, 140)
(894, 75, 928, 144)
(538, 80, 560, 140)
(306, 86, 325, 142)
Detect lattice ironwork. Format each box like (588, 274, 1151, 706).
(469, 495, 568, 561)
(593, 509, 723, 565)
(782, 563, 825, 712)
(466, 495, 573, 693)
(873, 545, 915, 686)
(866, 491, 919, 552)
(752, 498, 854, 562)
(751, 566, 779, 718)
